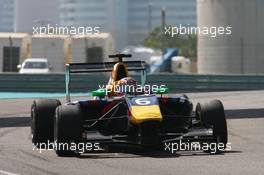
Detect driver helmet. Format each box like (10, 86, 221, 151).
(115, 77, 137, 95)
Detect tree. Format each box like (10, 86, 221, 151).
(143, 27, 197, 61)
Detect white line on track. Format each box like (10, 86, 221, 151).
(0, 170, 19, 175)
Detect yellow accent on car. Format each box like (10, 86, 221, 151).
(130, 105, 162, 124)
(106, 62, 129, 96)
(111, 63, 129, 83)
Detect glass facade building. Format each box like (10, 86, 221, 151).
(59, 0, 196, 50)
(0, 0, 15, 32)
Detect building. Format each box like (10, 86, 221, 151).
(59, 0, 197, 50)
(197, 0, 264, 74)
(0, 33, 30, 72)
(31, 35, 68, 72)
(0, 33, 114, 72)
(59, 0, 127, 51)
(71, 33, 114, 63)
(0, 0, 60, 32)
(0, 0, 15, 32)
(15, 0, 59, 32)
(127, 0, 196, 46)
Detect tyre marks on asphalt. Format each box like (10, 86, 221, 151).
(0, 116, 30, 128)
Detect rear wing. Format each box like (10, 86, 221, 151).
(65, 61, 147, 102)
(67, 61, 145, 73)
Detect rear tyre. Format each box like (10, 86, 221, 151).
(54, 105, 83, 157)
(31, 99, 61, 148)
(196, 100, 228, 153)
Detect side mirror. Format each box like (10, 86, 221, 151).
(17, 65, 21, 69)
(154, 87, 169, 94)
(92, 89, 107, 97)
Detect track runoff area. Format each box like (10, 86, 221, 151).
(0, 90, 263, 175)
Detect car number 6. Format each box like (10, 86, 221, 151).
(135, 98, 151, 105)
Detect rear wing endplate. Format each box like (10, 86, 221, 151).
(65, 61, 147, 102)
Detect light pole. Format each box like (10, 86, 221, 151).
(148, 2, 152, 34)
(161, 7, 166, 54)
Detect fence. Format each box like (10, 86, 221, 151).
(0, 73, 264, 93)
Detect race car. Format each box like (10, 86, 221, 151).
(31, 54, 228, 157)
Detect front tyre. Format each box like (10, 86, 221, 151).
(54, 105, 83, 157)
(196, 100, 228, 153)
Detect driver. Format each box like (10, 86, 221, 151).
(113, 77, 138, 96)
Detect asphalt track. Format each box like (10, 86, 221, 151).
(0, 91, 264, 175)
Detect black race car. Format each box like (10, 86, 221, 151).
(31, 54, 228, 156)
